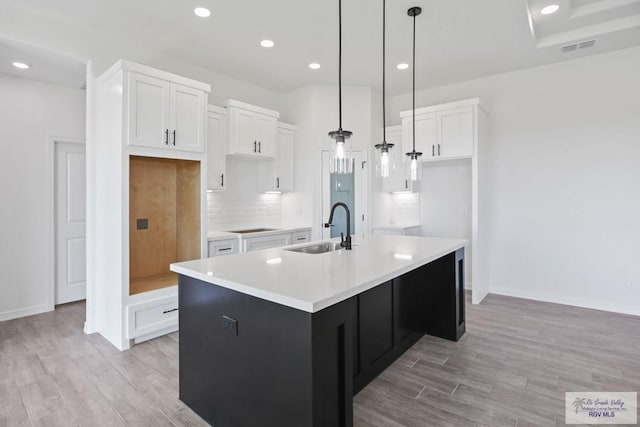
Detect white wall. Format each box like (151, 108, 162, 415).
(391, 46, 640, 315)
(0, 74, 85, 321)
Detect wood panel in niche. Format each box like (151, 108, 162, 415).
(129, 156, 201, 295)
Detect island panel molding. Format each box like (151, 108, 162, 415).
(176, 240, 465, 426)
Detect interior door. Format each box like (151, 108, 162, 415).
(55, 142, 86, 304)
(171, 83, 205, 152)
(321, 151, 367, 240)
(128, 72, 170, 148)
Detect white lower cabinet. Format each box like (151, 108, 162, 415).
(208, 238, 239, 257)
(243, 233, 291, 252)
(127, 294, 179, 342)
(291, 230, 311, 244)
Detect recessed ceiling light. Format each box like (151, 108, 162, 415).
(260, 40, 275, 48)
(194, 7, 211, 18)
(309, 63, 321, 70)
(541, 4, 559, 15)
(12, 62, 30, 70)
(396, 63, 409, 70)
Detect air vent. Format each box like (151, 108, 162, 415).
(561, 39, 597, 53)
(578, 39, 597, 49)
(561, 44, 578, 53)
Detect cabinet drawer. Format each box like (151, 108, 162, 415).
(291, 230, 311, 243)
(243, 234, 290, 252)
(127, 295, 178, 339)
(208, 239, 239, 257)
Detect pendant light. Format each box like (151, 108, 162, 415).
(374, 0, 395, 178)
(405, 6, 423, 182)
(329, 0, 354, 175)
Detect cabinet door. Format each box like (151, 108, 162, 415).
(243, 233, 290, 252)
(171, 84, 205, 152)
(275, 127, 294, 191)
(207, 111, 227, 191)
(359, 281, 394, 368)
(437, 106, 473, 159)
(230, 109, 256, 155)
(403, 113, 438, 161)
(255, 114, 277, 158)
(207, 239, 238, 257)
(127, 73, 171, 148)
(382, 127, 415, 193)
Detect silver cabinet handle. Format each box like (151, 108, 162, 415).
(165, 129, 169, 145)
(297, 237, 306, 241)
(221, 173, 224, 187)
(172, 130, 176, 146)
(253, 141, 257, 152)
(432, 145, 435, 156)
(437, 144, 441, 156)
(218, 247, 232, 252)
(276, 177, 280, 189)
(258, 141, 261, 153)
(163, 308, 178, 314)
(405, 180, 408, 189)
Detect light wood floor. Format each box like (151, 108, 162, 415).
(1, 293, 638, 426)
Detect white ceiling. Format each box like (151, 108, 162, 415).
(1, 0, 639, 95)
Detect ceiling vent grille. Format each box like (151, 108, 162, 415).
(561, 39, 597, 53)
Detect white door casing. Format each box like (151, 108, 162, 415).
(321, 150, 368, 240)
(55, 142, 87, 304)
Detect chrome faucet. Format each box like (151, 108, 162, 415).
(324, 202, 352, 250)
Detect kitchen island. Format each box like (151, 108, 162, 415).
(170, 234, 466, 427)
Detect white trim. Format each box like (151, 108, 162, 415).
(400, 98, 481, 118)
(0, 304, 52, 322)
(97, 60, 211, 92)
(490, 287, 640, 317)
(224, 99, 280, 118)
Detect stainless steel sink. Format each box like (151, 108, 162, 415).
(284, 242, 344, 254)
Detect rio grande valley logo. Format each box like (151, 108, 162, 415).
(566, 392, 637, 425)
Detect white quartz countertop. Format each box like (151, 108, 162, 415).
(172, 234, 467, 313)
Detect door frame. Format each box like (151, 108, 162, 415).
(49, 137, 85, 311)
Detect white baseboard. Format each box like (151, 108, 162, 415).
(490, 286, 640, 317)
(0, 304, 53, 322)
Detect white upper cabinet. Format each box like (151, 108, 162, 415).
(275, 124, 295, 191)
(127, 68, 207, 153)
(437, 106, 473, 159)
(128, 73, 171, 149)
(401, 99, 476, 162)
(207, 106, 227, 191)
(382, 126, 416, 193)
(402, 113, 438, 160)
(171, 84, 206, 152)
(225, 100, 279, 159)
(260, 123, 295, 192)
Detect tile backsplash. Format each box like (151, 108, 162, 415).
(207, 158, 282, 231)
(388, 192, 420, 225)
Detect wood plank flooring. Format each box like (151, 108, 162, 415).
(1, 293, 638, 426)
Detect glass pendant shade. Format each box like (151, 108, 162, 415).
(374, 143, 395, 178)
(329, 129, 354, 174)
(406, 151, 422, 182)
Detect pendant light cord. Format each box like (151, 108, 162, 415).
(338, 0, 343, 131)
(382, 0, 386, 143)
(412, 10, 416, 152)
